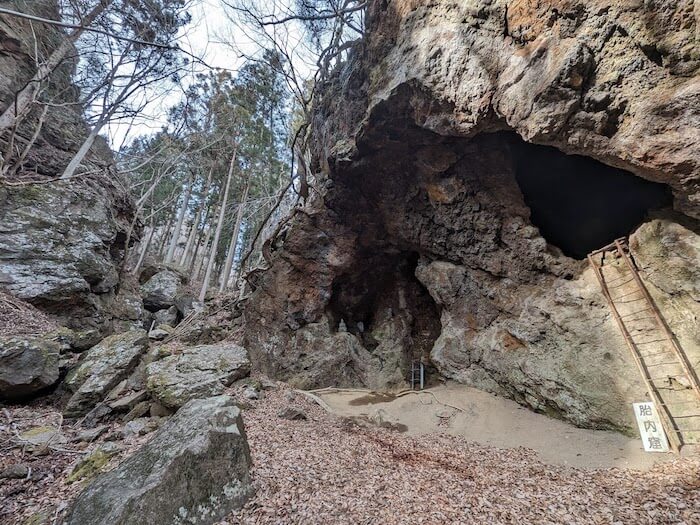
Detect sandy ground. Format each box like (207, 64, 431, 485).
(225, 384, 700, 524)
(313, 384, 675, 470)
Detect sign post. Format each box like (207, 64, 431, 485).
(633, 402, 670, 453)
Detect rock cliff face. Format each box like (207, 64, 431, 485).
(241, 0, 700, 433)
(0, 2, 138, 334)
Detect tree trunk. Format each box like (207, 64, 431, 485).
(134, 221, 155, 275)
(0, 0, 114, 132)
(165, 172, 193, 264)
(179, 168, 212, 267)
(156, 215, 174, 258)
(218, 173, 250, 292)
(190, 201, 216, 279)
(198, 145, 237, 301)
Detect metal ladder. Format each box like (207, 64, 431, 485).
(410, 360, 425, 390)
(588, 238, 700, 452)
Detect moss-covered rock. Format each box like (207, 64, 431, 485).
(0, 336, 59, 399)
(64, 330, 149, 417)
(146, 343, 250, 409)
(63, 396, 252, 525)
(67, 444, 120, 484)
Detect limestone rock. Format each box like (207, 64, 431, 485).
(140, 270, 182, 312)
(173, 293, 198, 317)
(0, 336, 59, 399)
(62, 396, 253, 525)
(147, 327, 169, 340)
(0, 182, 133, 335)
(108, 390, 148, 412)
(146, 343, 250, 409)
(153, 305, 178, 327)
(74, 425, 109, 443)
(64, 330, 149, 417)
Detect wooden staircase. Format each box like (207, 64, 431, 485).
(588, 238, 700, 453)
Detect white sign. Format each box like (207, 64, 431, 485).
(633, 402, 670, 453)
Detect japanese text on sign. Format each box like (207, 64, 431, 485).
(633, 402, 669, 453)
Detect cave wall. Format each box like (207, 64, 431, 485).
(0, 2, 141, 334)
(241, 0, 700, 433)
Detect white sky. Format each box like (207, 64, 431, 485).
(105, 0, 257, 149)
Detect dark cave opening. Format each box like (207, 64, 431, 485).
(327, 250, 441, 362)
(510, 136, 673, 259)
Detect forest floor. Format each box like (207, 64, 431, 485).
(2, 382, 699, 525)
(224, 384, 700, 524)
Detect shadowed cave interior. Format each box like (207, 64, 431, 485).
(509, 137, 673, 259)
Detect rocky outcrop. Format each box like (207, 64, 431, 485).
(0, 2, 138, 334)
(140, 270, 182, 312)
(0, 336, 59, 399)
(146, 343, 250, 409)
(62, 396, 252, 525)
(240, 0, 700, 433)
(64, 330, 149, 416)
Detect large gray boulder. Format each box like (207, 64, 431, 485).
(140, 270, 181, 312)
(62, 396, 252, 525)
(0, 336, 59, 399)
(146, 343, 250, 409)
(64, 330, 148, 417)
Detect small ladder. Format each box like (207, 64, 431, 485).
(410, 360, 425, 390)
(588, 238, 700, 453)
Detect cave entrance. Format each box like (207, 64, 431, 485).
(327, 250, 442, 386)
(509, 136, 672, 259)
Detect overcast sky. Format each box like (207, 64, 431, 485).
(105, 0, 259, 149)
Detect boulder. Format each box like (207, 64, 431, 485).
(64, 330, 149, 417)
(63, 396, 253, 525)
(174, 293, 199, 317)
(146, 343, 250, 409)
(140, 270, 181, 312)
(153, 305, 178, 327)
(0, 336, 59, 399)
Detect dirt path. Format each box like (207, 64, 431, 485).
(314, 383, 675, 470)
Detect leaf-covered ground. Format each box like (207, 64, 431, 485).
(2, 383, 698, 525)
(224, 386, 700, 524)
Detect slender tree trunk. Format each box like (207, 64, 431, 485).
(165, 173, 193, 264)
(199, 145, 237, 301)
(219, 173, 250, 292)
(179, 168, 212, 266)
(190, 202, 216, 279)
(156, 216, 174, 258)
(61, 95, 122, 179)
(134, 221, 155, 274)
(188, 218, 208, 275)
(0, 0, 114, 132)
